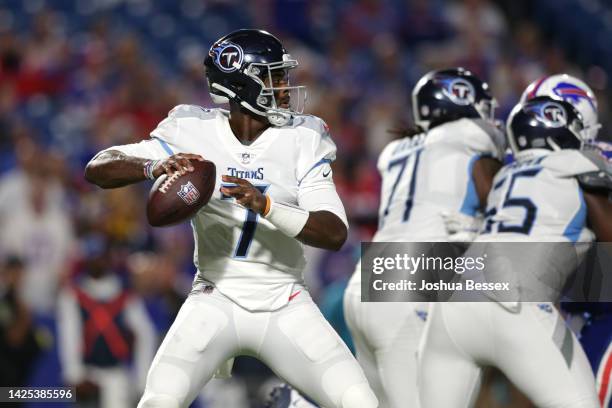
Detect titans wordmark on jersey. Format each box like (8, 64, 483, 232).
(103, 104, 346, 311)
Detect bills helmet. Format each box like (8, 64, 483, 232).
(204, 29, 306, 127)
(412, 67, 497, 131)
(507, 96, 585, 159)
(521, 74, 599, 142)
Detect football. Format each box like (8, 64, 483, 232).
(146, 159, 216, 227)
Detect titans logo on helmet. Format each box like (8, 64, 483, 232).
(209, 42, 244, 73)
(529, 101, 567, 128)
(440, 78, 475, 106)
(553, 82, 596, 110)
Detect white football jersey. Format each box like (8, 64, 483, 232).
(103, 105, 346, 311)
(374, 118, 505, 242)
(461, 149, 610, 306)
(346, 118, 505, 293)
(478, 149, 601, 243)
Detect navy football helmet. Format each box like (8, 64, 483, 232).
(507, 96, 585, 157)
(412, 67, 496, 131)
(204, 29, 306, 126)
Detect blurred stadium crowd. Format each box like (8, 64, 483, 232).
(1, 0, 611, 407)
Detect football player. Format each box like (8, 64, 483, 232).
(418, 96, 611, 408)
(342, 68, 506, 407)
(523, 74, 612, 407)
(85, 29, 378, 408)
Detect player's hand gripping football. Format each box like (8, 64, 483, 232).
(220, 175, 267, 214)
(152, 153, 205, 177)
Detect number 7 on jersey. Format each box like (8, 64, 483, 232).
(221, 184, 270, 258)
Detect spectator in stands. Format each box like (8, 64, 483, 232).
(0, 137, 75, 316)
(57, 234, 155, 408)
(0, 256, 41, 395)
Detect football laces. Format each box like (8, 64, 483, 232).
(159, 172, 181, 194)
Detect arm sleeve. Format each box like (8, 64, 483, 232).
(296, 118, 348, 227)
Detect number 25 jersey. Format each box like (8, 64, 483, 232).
(479, 149, 606, 243)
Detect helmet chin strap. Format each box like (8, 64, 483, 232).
(210, 81, 294, 127)
(266, 109, 291, 127)
(238, 100, 292, 127)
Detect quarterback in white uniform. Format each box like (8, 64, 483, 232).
(418, 96, 612, 408)
(85, 29, 378, 408)
(343, 68, 505, 408)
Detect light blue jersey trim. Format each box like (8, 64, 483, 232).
(563, 189, 587, 243)
(153, 137, 174, 155)
(298, 158, 333, 186)
(460, 155, 482, 216)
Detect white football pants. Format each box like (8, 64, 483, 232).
(418, 302, 599, 408)
(343, 289, 428, 408)
(137, 286, 378, 408)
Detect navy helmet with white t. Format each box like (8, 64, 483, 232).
(204, 29, 306, 126)
(507, 96, 585, 158)
(521, 74, 599, 142)
(412, 67, 497, 131)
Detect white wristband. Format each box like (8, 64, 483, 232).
(264, 196, 309, 237)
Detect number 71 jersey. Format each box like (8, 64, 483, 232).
(374, 118, 505, 242)
(103, 105, 345, 311)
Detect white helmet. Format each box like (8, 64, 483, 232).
(520, 74, 600, 142)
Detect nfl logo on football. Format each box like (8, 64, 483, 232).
(177, 181, 201, 205)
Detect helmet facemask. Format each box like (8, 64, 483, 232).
(242, 55, 307, 126)
(578, 118, 601, 145)
(474, 97, 498, 124)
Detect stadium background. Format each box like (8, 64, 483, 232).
(0, 0, 610, 407)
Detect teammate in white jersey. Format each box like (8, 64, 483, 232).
(418, 96, 612, 408)
(85, 29, 378, 408)
(342, 68, 505, 408)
